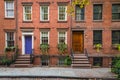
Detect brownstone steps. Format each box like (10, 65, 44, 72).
(71, 54, 91, 68)
(11, 55, 32, 68)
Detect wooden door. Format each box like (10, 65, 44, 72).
(72, 31, 84, 53)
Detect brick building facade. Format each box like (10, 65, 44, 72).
(0, 0, 120, 67)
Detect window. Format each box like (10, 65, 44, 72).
(58, 32, 67, 44)
(75, 5, 84, 21)
(93, 30, 102, 45)
(112, 4, 120, 20)
(40, 6, 49, 21)
(40, 32, 49, 44)
(58, 6, 67, 21)
(112, 30, 120, 44)
(23, 6, 32, 21)
(93, 57, 103, 67)
(93, 4, 102, 20)
(6, 32, 14, 47)
(5, 1, 14, 18)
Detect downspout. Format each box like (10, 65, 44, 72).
(15, 0, 18, 47)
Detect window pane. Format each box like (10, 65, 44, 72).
(41, 6, 48, 21)
(59, 6, 66, 21)
(41, 32, 48, 44)
(93, 4, 102, 20)
(59, 32, 66, 43)
(112, 31, 120, 44)
(6, 32, 14, 47)
(75, 6, 84, 21)
(93, 30, 102, 44)
(5, 1, 14, 17)
(112, 4, 120, 20)
(24, 6, 32, 21)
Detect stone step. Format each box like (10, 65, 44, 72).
(73, 54, 85, 56)
(72, 64, 91, 67)
(73, 58, 88, 61)
(73, 56, 87, 59)
(15, 61, 30, 64)
(72, 61, 90, 64)
(13, 64, 32, 67)
(18, 56, 30, 59)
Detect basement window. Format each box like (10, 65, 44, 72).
(41, 55, 49, 66)
(93, 57, 103, 67)
(58, 56, 66, 66)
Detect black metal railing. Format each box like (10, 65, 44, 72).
(84, 48, 88, 58)
(30, 49, 34, 64)
(12, 48, 19, 63)
(70, 49, 74, 59)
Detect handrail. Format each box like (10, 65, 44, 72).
(12, 48, 19, 63)
(30, 49, 34, 64)
(70, 49, 74, 59)
(84, 48, 88, 58)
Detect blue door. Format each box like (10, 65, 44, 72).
(25, 36, 32, 54)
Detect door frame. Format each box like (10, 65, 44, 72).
(72, 31, 84, 53)
(22, 32, 34, 55)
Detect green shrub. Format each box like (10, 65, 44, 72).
(58, 43, 67, 54)
(40, 44, 49, 54)
(64, 56, 72, 66)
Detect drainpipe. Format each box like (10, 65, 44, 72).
(15, 0, 18, 47)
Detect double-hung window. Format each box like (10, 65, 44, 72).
(75, 5, 84, 21)
(23, 6, 32, 21)
(40, 6, 49, 21)
(40, 32, 49, 44)
(112, 4, 120, 20)
(6, 32, 14, 47)
(112, 30, 120, 44)
(5, 1, 14, 18)
(58, 6, 67, 21)
(93, 4, 102, 20)
(58, 32, 66, 44)
(93, 30, 102, 45)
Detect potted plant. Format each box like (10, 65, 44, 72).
(112, 44, 120, 51)
(40, 44, 49, 54)
(57, 43, 67, 55)
(5, 46, 16, 52)
(94, 44, 102, 52)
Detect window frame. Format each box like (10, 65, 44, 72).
(58, 6, 67, 21)
(40, 31, 49, 44)
(5, 32, 15, 47)
(58, 31, 67, 44)
(93, 4, 103, 20)
(5, 1, 14, 18)
(40, 6, 49, 21)
(23, 5, 32, 21)
(93, 30, 102, 45)
(93, 57, 103, 67)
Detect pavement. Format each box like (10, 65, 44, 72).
(0, 67, 117, 79)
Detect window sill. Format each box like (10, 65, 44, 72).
(57, 21, 67, 23)
(4, 18, 15, 20)
(23, 21, 33, 23)
(40, 21, 50, 23)
(93, 20, 103, 22)
(75, 20, 85, 23)
(112, 20, 120, 22)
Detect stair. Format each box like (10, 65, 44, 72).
(11, 55, 32, 68)
(71, 54, 91, 68)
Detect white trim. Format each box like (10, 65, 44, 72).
(58, 31, 67, 44)
(22, 32, 34, 55)
(5, 1, 14, 18)
(58, 6, 67, 21)
(23, 5, 32, 21)
(40, 6, 49, 21)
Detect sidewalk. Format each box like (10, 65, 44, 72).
(0, 67, 116, 79)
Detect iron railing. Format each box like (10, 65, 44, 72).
(70, 49, 74, 59)
(84, 48, 88, 58)
(30, 49, 34, 64)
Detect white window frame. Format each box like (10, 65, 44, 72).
(58, 6, 67, 21)
(58, 31, 67, 44)
(5, 1, 14, 18)
(40, 31, 49, 44)
(5, 32, 15, 47)
(40, 6, 49, 21)
(23, 5, 32, 21)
